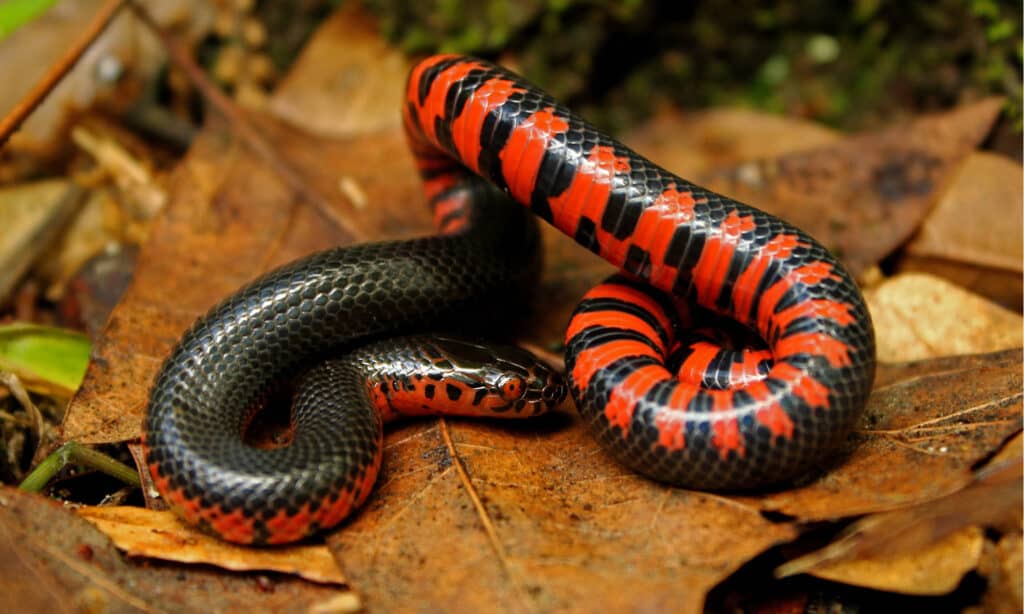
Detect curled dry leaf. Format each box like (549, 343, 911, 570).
(782, 527, 985, 596)
(75, 505, 347, 585)
(866, 273, 1023, 362)
(775, 437, 1021, 594)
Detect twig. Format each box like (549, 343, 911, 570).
(19, 441, 141, 492)
(0, 0, 127, 146)
(0, 372, 43, 456)
(127, 0, 359, 240)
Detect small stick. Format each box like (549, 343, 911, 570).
(19, 441, 141, 492)
(0, 0, 127, 146)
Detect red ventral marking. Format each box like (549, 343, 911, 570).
(756, 261, 841, 340)
(576, 282, 674, 345)
(653, 384, 699, 450)
(731, 234, 807, 326)
(571, 339, 661, 391)
(776, 332, 853, 368)
(773, 299, 856, 335)
(709, 390, 745, 459)
(639, 187, 699, 292)
(692, 211, 757, 308)
(498, 108, 569, 202)
(431, 193, 472, 233)
(604, 364, 665, 432)
(422, 172, 460, 202)
(746, 380, 795, 441)
(676, 341, 718, 386)
(412, 59, 491, 149)
(729, 348, 773, 387)
(772, 363, 832, 409)
(548, 145, 631, 253)
(265, 503, 314, 545)
(565, 310, 667, 355)
(208, 506, 257, 544)
(311, 454, 381, 534)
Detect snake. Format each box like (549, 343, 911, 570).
(143, 55, 876, 545)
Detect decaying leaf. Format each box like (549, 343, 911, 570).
(627, 106, 842, 177)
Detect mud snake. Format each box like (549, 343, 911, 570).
(143, 55, 876, 544)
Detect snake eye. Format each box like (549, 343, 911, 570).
(499, 376, 526, 400)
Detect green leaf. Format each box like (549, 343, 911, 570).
(0, 0, 58, 41)
(0, 323, 90, 392)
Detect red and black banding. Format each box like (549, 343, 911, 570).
(405, 55, 875, 488)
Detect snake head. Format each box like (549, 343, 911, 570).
(431, 336, 567, 416)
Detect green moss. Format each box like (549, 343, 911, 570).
(358, 0, 1021, 133)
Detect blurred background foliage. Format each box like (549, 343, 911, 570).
(345, 0, 1022, 133)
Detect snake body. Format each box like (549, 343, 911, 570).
(144, 55, 876, 544)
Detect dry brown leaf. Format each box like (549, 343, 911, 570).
(697, 99, 1005, 277)
(900, 151, 1023, 310)
(328, 415, 797, 613)
(906, 151, 1022, 271)
(866, 273, 1023, 362)
(0, 487, 355, 612)
(269, 2, 410, 137)
(76, 506, 346, 585)
(627, 106, 842, 176)
(773, 434, 1021, 595)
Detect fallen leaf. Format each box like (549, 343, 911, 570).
(906, 151, 1022, 272)
(269, 1, 410, 137)
(697, 99, 1005, 276)
(785, 526, 985, 596)
(76, 505, 346, 585)
(329, 414, 797, 613)
(866, 273, 1023, 362)
(0, 486, 356, 612)
(772, 432, 1020, 596)
(901, 151, 1023, 310)
(627, 106, 842, 176)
